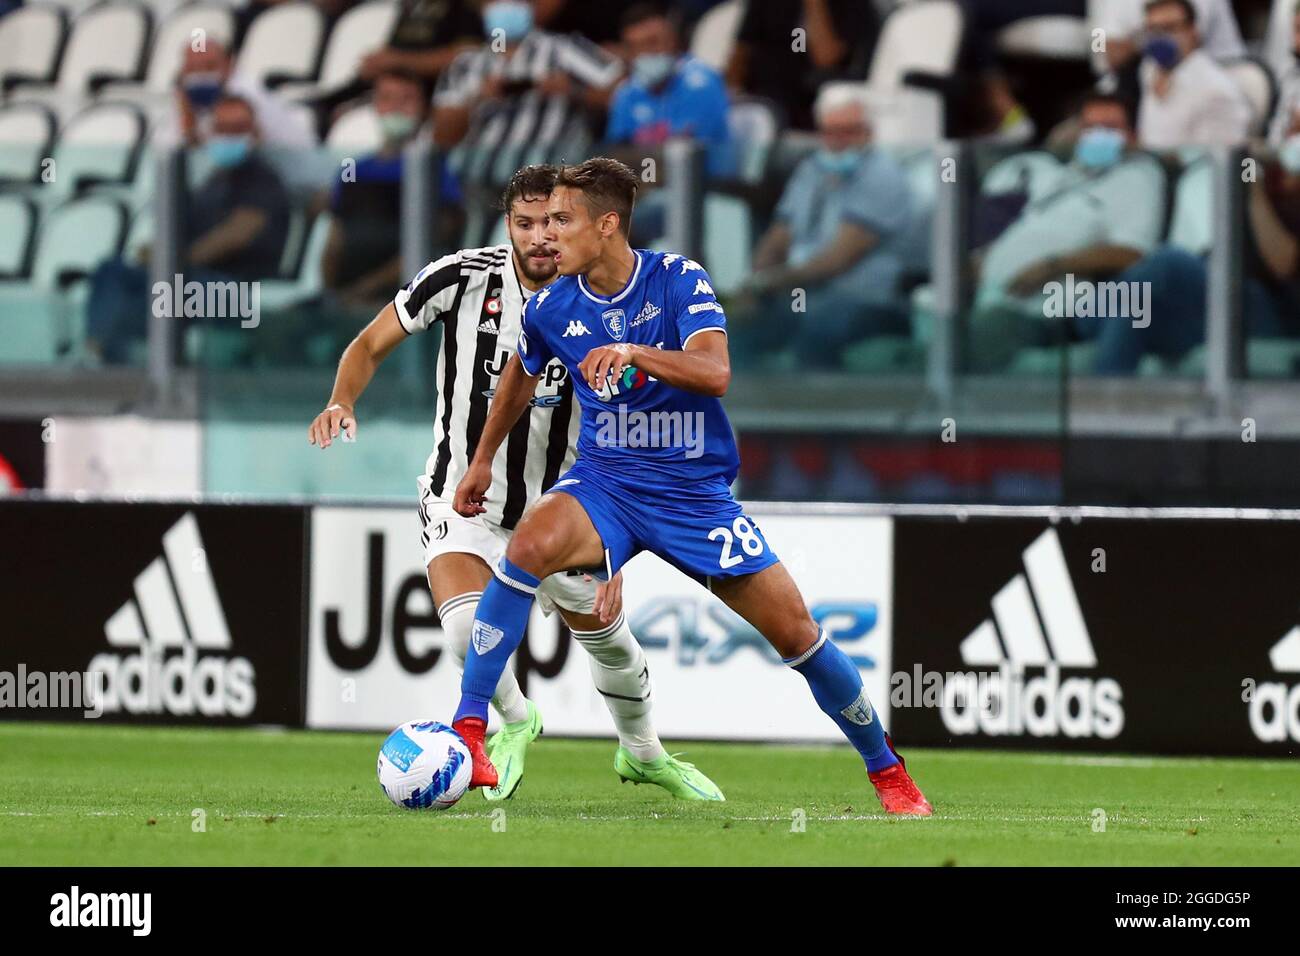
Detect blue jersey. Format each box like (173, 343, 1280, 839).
(515, 249, 739, 484)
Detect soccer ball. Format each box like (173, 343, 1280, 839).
(377, 720, 472, 810)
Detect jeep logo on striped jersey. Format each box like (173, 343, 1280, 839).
(938, 529, 1124, 739)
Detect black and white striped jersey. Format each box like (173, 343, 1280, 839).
(394, 243, 579, 530)
(434, 31, 623, 186)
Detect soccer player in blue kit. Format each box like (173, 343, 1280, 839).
(451, 158, 932, 814)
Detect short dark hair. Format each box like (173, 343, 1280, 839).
(1079, 90, 1136, 130)
(554, 157, 639, 236)
(375, 67, 430, 104)
(499, 164, 559, 213)
(621, 2, 673, 33)
(1144, 0, 1196, 26)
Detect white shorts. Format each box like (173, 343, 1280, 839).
(417, 477, 596, 616)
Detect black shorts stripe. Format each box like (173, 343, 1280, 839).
(540, 378, 574, 494)
(429, 274, 470, 496)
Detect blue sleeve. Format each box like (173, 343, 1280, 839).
(668, 257, 727, 346)
(606, 84, 636, 143)
(517, 294, 554, 376)
(843, 157, 912, 237)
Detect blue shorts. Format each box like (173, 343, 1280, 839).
(546, 458, 780, 585)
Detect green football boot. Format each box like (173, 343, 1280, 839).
(614, 747, 725, 801)
(483, 700, 543, 801)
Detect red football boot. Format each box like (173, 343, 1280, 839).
(867, 734, 933, 816)
(452, 717, 499, 790)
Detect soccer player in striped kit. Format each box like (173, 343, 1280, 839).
(308, 164, 722, 801)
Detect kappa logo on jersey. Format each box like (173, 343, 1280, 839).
(661, 254, 703, 275)
(534, 286, 552, 308)
(631, 301, 661, 328)
(90, 513, 256, 718)
(940, 529, 1123, 740)
(563, 320, 591, 337)
(471, 621, 506, 655)
(1247, 626, 1300, 742)
(693, 278, 714, 296)
(602, 308, 627, 341)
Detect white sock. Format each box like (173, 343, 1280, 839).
(570, 613, 665, 763)
(439, 593, 530, 725)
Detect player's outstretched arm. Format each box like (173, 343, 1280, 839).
(307, 302, 406, 448)
(452, 354, 541, 516)
(579, 330, 731, 398)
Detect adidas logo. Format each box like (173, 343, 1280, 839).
(477, 316, 499, 335)
(562, 320, 591, 337)
(89, 513, 256, 717)
(940, 529, 1123, 739)
(1247, 627, 1300, 742)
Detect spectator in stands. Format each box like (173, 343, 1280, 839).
(1097, 0, 1244, 75)
(157, 38, 316, 149)
(726, 0, 881, 130)
(728, 86, 915, 369)
(320, 70, 428, 309)
(355, 0, 483, 86)
(1135, 0, 1252, 149)
(432, 0, 624, 191)
(603, 4, 735, 244)
(1074, 116, 1300, 374)
(968, 92, 1166, 371)
(1269, 4, 1300, 147)
(86, 97, 291, 365)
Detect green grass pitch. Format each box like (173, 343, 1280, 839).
(2, 722, 1297, 866)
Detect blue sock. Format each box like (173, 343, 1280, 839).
(453, 558, 539, 724)
(786, 632, 898, 773)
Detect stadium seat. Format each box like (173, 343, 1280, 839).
(996, 16, 1091, 60)
(702, 193, 751, 294)
(0, 195, 38, 278)
(689, 0, 742, 73)
(0, 103, 57, 184)
(100, 2, 237, 109)
(47, 102, 146, 203)
(865, 0, 964, 143)
(1221, 57, 1277, 137)
(326, 103, 383, 151)
(276, 0, 400, 102)
(256, 210, 332, 310)
(0, 4, 68, 94)
(1166, 155, 1212, 255)
(10, 2, 151, 121)
(236, 2, 326, 90)
(727, 96, 780, 184)
(0, 196, 127, 363)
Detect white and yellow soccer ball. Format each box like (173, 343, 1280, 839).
(377, 720, 472, 810)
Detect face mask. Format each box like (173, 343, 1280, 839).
(1074, 126, 1126, 169)
(483, 1, 532, 43)
(814, 147, 862, 177)
(183, 71, 225, 110)
(632, 53, 675, 87)
(206, 134, 252, 169)
(1144, 34, 1181, 70)
(1281, 135, 1300, 175)
(378, 112, 418, 143)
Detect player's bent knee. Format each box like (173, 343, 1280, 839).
(504, 528, 565, 579)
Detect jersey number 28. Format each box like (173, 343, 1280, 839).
(708, 517, 764, 569)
